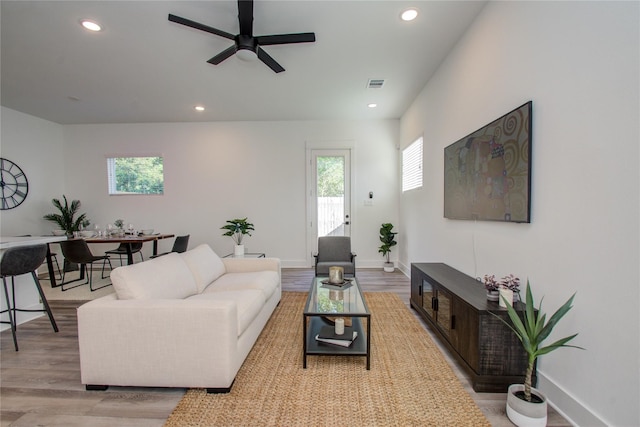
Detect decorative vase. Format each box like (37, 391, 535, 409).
(506, 384, 548, 427)
(499, 288, 514, 307)
(234, 244, 245, 256)
(486, 290, 500, 301)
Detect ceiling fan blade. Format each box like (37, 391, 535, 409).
(168, 14, 235, 40)
(237, 0, 254, 35)
(257, 47, 285, 73)
(207, 45, 238, 65)
(257, 32, 316, 46)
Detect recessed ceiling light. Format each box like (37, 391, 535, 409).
(194, 105, 205, 112)
(401, 8, 418, 21)
(81, 20, 102, 32)
(368, 103, 378, 108)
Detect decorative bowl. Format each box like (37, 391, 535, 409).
(52, 230, 66, 236)
(140, 229, 154, 235)
(80, 230, 96, 238)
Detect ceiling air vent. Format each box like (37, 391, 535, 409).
(367, 79, 385, 89)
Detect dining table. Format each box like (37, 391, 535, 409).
(84, 233, 175, 266)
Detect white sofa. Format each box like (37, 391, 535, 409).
(77, 244, 281, 393)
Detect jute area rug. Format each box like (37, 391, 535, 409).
(164, 292, 490, 427)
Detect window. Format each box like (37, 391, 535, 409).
(107, 156, 164, 195)
(402, 137, 423, 192)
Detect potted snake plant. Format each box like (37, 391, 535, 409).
(494, 281, 583, 426)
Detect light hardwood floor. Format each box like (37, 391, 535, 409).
(1, 268, 571, 426)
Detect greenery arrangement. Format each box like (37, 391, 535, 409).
(483, 274, 520, 292)
(221, 218, 255, 245)
(494, 282, 583, 402)
(378, 223, 397, 263)
(43, 195, 90, 234)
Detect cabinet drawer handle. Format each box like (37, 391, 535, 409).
(451, 315, 456, 330)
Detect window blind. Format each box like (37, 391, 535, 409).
(402, 137, 423, 192)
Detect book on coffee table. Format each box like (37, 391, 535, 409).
(315, 325, 358, 347)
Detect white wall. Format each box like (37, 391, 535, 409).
(399, 1, 639, 426)
(0, 107, 67, 328)
(60, 119, 399, 266)
(0, 107, 66, 235)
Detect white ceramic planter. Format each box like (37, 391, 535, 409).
(383, 262, 394, 272)
(234, 244, 245, 256)
(506, 384, 548, 427)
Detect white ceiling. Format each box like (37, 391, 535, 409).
(1, 1, 486, 125)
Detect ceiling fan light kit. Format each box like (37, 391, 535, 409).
(168, 0, 316, 73)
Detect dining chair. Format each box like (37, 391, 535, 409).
(59, 239, 112, 291)
(314, 236, 356, 277)
(150, 235, 190, 258)
(0, 244, 59, 351)
(105, 242, 144, 266)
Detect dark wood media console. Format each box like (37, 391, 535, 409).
(410, 263, 535, 392)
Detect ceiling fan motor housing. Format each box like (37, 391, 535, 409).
(237, 34, 258, 53)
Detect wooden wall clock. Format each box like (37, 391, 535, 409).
(0, 157, 29, 210)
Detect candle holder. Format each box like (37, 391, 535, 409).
(329, 266, 344, 284)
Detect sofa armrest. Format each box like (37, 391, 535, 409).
(222, 257, 281, 277)
(77, 294, 240, 388)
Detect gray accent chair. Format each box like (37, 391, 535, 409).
(314, 236, 356, 277)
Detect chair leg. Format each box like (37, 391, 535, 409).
(52, 254, 63, 280)
(60, 264, 89, 291)
(1, 277, 18, 351)
(30, 272, 58, 332)
(90, 261, 112, 292)
(101, 257, 113, 280)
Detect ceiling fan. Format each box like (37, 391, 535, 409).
(168, 0, 316, 73)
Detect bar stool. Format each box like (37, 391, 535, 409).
(0, 244, 59, 351)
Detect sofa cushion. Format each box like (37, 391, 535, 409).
(111, 252, 198, 300)
(187, 289, 264, 337)
(202, 271, 279, 302)
(181, 244, 226, 294)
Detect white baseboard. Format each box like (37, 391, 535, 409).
(538, 370, 607, 426)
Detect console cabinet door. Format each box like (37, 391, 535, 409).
(450, 298, 479, 371)
(421, 278, 435, 320)
(434, 288, 452, 338)
(410, 266, 422, 308)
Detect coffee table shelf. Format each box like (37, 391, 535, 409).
(302, 277, 371, 369)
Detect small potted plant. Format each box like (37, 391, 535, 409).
(378, 223, 397, 272)
(43, 195, 90, 236)
(482, 274, 500, 301)
(494, 282, 583, 427)
(221, 217, 254, 256)
(498, 273, 521, 307)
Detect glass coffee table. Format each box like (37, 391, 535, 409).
(303, 276, 371, 369)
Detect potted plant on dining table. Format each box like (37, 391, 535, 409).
(43, 195, 90, 237)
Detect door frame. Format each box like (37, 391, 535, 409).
(305, 140, 355, 267)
